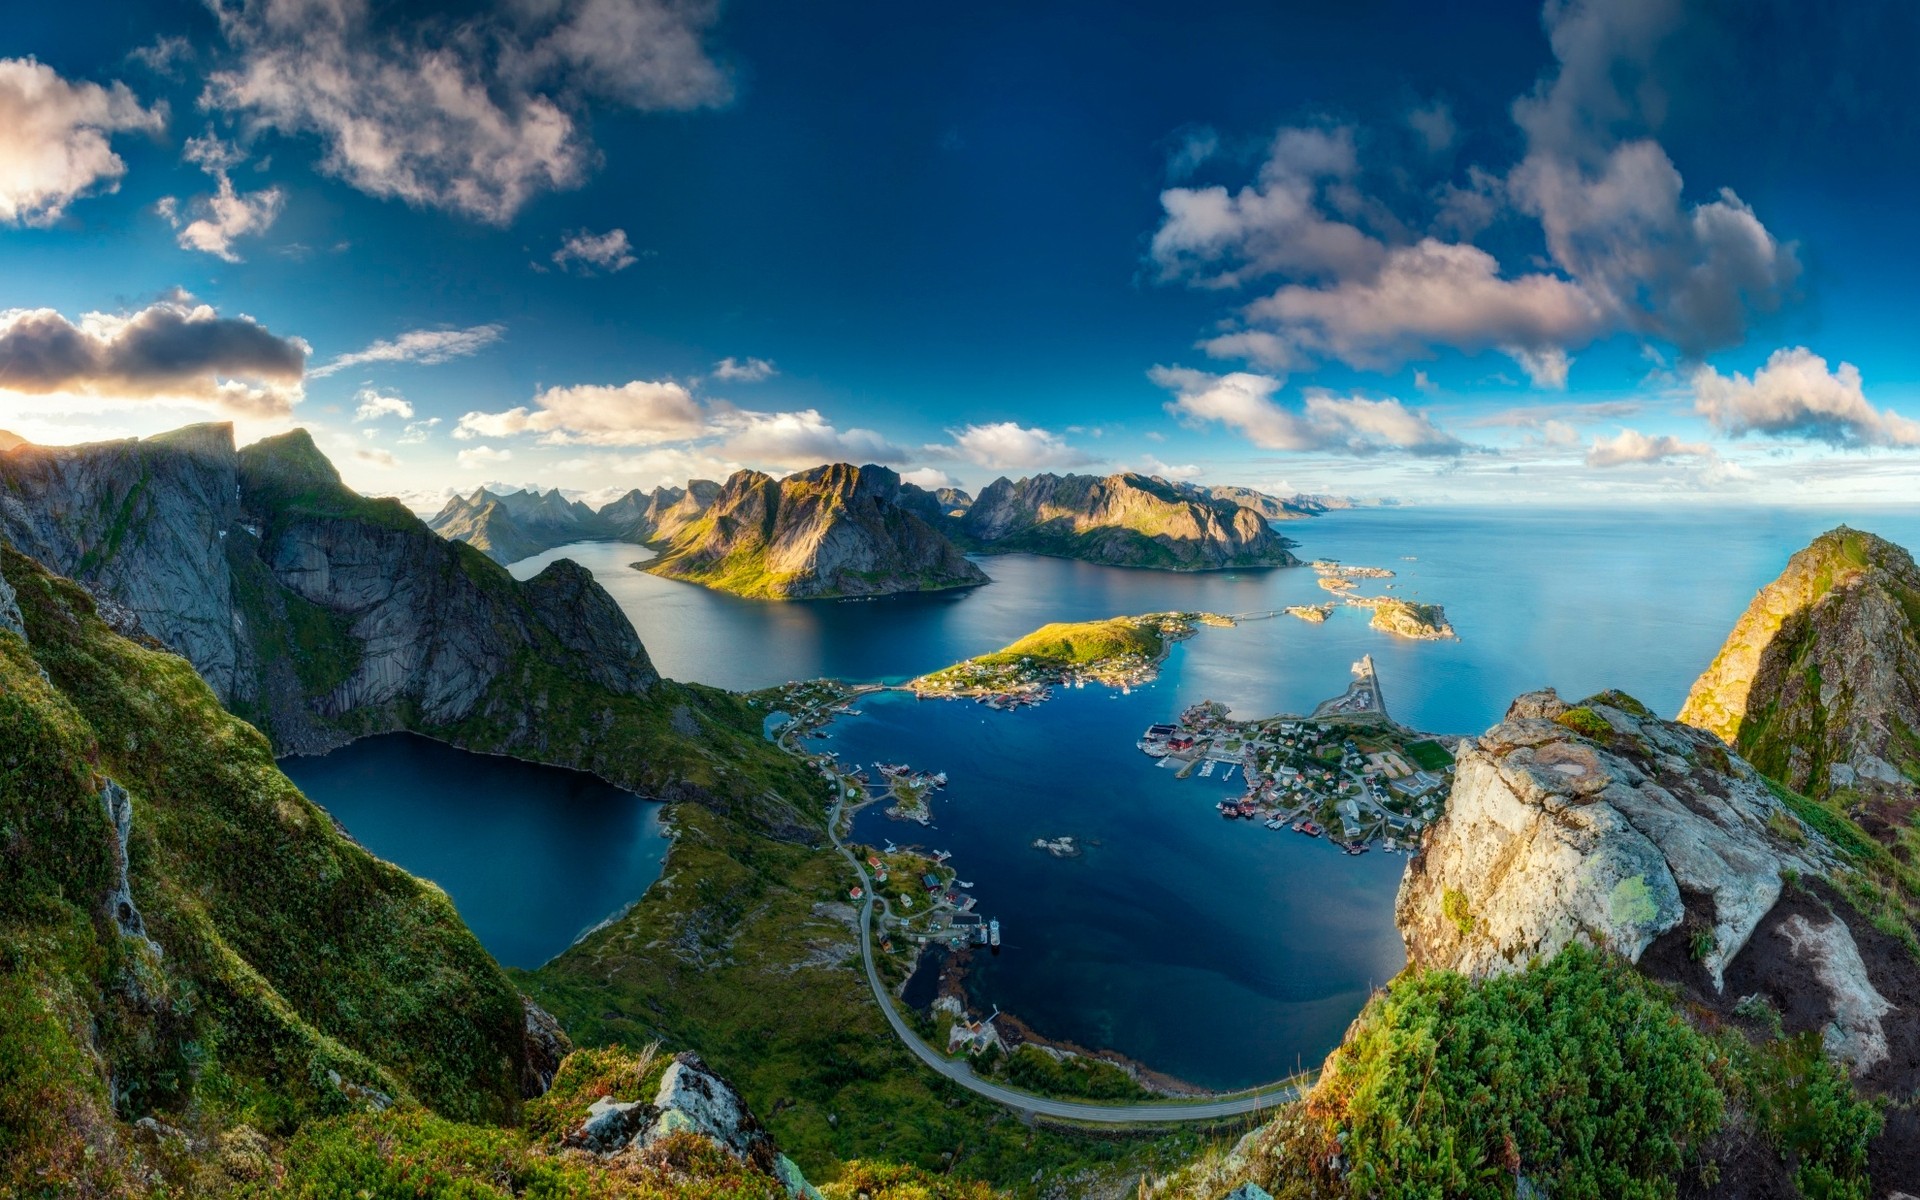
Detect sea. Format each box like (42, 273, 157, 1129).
(290, 506, 1920, 1088)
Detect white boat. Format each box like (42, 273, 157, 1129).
(988, 919, 1001, 947)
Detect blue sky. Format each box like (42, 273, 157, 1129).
(4, 0, 1920, 509)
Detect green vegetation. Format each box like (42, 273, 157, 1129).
(977, 616, 1167, 668)
(1721, 1032, 1883, 1200)
(987, 1046, 1152, 1103)
(1556, 705, 1615, 740)
(1441, 887, 1474, 936)
(1403, 738, 1455, 771)
(0, 548, 526, 1194)
(523, 804, 1200, 1190)
(1318, 948, 1723, 1200)
(238, 430, 420, 534)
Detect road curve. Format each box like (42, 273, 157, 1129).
(824, 797, 1302, 1124)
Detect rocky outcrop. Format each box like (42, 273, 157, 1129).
(897, 483, 973, 523)
(1185, 483, 1321, 522)
(958, 472, 1299, 570)
(0, 423, 246, 699)
(1398, 688, 1829, 990)
(0, 426, 658, 756)
(1679, 527, 1920, 837)
(520, 999, 573, 1098)
(599, 479, 720, 544)
(428, 486, 613, 564)
(1365, 598, 1455, 641)
(644, 463, 988, 599)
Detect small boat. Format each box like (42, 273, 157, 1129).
(988, 919, 1001, 948)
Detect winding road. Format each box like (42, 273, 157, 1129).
(824, 795, 1303, 1125)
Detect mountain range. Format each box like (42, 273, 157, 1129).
(428, 466, 1316, 597)
(4, 422, 1916, 1195)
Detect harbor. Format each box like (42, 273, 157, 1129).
(1135, 655, 1457, 854)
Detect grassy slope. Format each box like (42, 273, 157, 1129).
(523, 803, 1203, 1193)
(0, 548, 526, 1195)
(977, 617, 1167, 668)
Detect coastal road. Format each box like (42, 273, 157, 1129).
(823, 795, 1304, 1125)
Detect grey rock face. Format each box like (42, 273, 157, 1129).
(1398, 689, 1830, 989)
(959, 471, 1299, 570)
(0, 423, 243, 699)
(644, 1052, 778, 1172)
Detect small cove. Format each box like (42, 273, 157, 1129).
(279, 733, 669, 970)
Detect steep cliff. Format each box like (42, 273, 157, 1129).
(0, 546, 529, 1192)
(1185, 483, 1321, 521)
(599, 478, 721, 544)
(428, 486, 612, 564)
(1680, 527, 1920, 838)
(644, 464, 988, 599)
(957, 472, 1298, 570)
(0, 426, 820, 836)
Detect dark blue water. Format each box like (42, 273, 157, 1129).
(280, 734, 668, 969)
(830, 681, 1407, 1090)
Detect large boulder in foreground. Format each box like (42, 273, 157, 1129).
(1397, 689, 1830, 990)
(1680, 526, 1920, 839)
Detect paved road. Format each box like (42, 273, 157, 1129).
(823, 796, 1302, 1124)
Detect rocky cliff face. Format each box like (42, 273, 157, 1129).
(0, 426, 656, 748)
(1398, 688, 1920, 1092)
(645, 463, 989, 599)
(1399, 689, 1829, 989)
(428, 486, 612, 564)
(599, 478, 720, 544)
(1680, 527, 1920, 837)
(1185, 483, 1319, 521)
(958, 472, 1299, 570)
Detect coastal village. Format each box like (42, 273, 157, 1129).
(750, 586, 1462, 1075)
(1137, 655, 1458, 853)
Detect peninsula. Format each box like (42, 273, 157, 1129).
(910, 612, 1230, 705)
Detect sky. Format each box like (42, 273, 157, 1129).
(4, 0, 1920, 511)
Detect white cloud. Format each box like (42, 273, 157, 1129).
(901, 467, 959, 491)
(1152, 365, 1464, 457)
(352, 387, 412, 421)
(553, 227, 636, 273)
(457, 445, 513, 469)
(712, 355, 777, 382)
(1691, 347, 1920, 447)
(1127, 455, 1202, 481)
(396, 417, 439, 443)
(457, 379, 704, 446)
(310, 324, 504, 377)
(204, 0, 731, 223)
(1406, 100, 1455, 155)
(556, 446, 743, 491)
(355, 446, 398, 467)
(710, 408, 907, 467)
(1585, 428, 1713, 467)
(0, 57, 166, 226)
(157, 134, 283, 261)
(1152, 0, 1797, 387)
(934, 422, 1095, 471)
(0, 298, 307, 417)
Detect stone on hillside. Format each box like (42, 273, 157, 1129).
(645, 1051, 778, 1172)
(1398, 689, 1830, 990)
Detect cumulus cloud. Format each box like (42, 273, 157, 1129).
(553, 227, 636, 273)
(901, 467, 959, 491)
(204, 0, 731, 223)
(457, 379, 704, 445)
(0, 298, 307, 417)
(396, 417, 439, 443)
(1691, 347, 1920, 447)
(1152, 0, 1797, 387)
(310, 323, 504, 377)
(712, 355, 776, 382)
(156, 135, 283, 261)
(710, 408, 907, 467)
(1585, 428, 1713, 467)
(355, 446, 398, 467)
(352, 387, 412, 421)
(0, 57, 166, 225)
(457, 445, 513, 469)
(932, 422, 1095, 471)
(1152, 365, 1464, 457)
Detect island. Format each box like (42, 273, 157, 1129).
(909, 612, 1231, 706)
(1358, 597, 1457, 640)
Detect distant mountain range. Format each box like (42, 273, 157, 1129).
(428, 466, 1331, 599)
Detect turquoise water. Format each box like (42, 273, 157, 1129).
(279, 734, 669, 969)
(302, 507, 1920, 1087)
